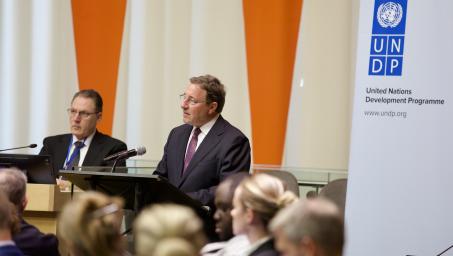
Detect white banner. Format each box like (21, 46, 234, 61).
(346, 1, 453, 255)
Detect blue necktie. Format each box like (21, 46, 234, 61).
(65, 141, 85, 170)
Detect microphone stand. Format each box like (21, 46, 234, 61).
(110, 157, 125, 173)
(111, 159, 119, 173)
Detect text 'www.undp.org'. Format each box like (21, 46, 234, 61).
(364, 110, 407, 118)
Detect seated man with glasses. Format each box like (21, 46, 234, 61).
(39, 89, 127, 173)
(154, 74, 251, 212)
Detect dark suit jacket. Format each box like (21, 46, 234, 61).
(13, 219, 59, 256)
(249, 239, 279, 256)
(39, 130, 127, 172)
(0, 244, 24, 256)
(154, 116, 251, 207)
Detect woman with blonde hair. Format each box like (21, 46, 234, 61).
(231, 173, 298, 256)
(58, 191, 125, 256)
(134, 204, 206, 256)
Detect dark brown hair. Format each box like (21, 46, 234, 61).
(190, 75, 226, 113)
(72, 89, 103, 113)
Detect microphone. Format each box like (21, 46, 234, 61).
(103, 147, 146, 161)
(0, 144, 37, 152)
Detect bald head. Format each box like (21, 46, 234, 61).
(0, 168, 28, 214)
(270, 198, 344, 256)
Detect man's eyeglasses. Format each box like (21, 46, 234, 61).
(179, 94, 206, 106)
(67, 108, 99, 119)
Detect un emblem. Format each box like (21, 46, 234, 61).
(377, 2, 403, 28)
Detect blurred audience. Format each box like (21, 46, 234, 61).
(270, 198, 344, 256)
(0, 168, 59, 256)
(231, 173, 298, 256)
(58, 191, 125, 256)
(305, 190, 318, 199)
(134, 204, 206, 256)
(0, 191, 23, 255)
(201, 172, 250, 255)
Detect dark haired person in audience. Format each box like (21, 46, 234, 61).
(231, 174, 298, 256)
(0, 168, 59, 256)
(270, 198, 344, 256)
(154, 74, 251, 209)
(0, 191, 23, 256)
(39, 89, 127, 173)
(201, 172, 250, 255)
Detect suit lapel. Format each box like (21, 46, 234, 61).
(177, 116, 226, 187)
(83, 131, 103, 166)
(55, 135, 72, 170)
(173, 126, 192, 182)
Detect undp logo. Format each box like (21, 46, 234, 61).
(377, 2, 403, 28)
(369, 0, 408, 76)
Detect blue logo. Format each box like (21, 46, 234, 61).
(368, 0, 408, 76)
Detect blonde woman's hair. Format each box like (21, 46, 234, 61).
(58, 191, 124, 256)
(237, 173, 298, 226)
(134, 204, 206, 256)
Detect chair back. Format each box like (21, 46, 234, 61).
(319, 178, 347, 217)
(261, 170, 300, 197)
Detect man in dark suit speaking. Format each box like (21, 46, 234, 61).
(39, 89, 127, 172)
(154, 75, 251, 208)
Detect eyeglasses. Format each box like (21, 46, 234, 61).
(67, 108, 99, 119)
(179, 94, 207, 106)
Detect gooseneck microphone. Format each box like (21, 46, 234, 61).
(0, 144, 37, 152)
(104, 147, 146, 161)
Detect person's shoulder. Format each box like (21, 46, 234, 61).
(43, 133, 71, 143)
(18, 219, 48, 235)
(95, 131, 126, 145)
(217, 116, 248, 138)
(174, 123, 192, 131)
(15, 219, 58, 243)
(169, 123, 192, 135)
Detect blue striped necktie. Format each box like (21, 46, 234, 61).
(65, 140, 85, 170)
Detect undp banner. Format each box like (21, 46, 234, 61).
(346, 1, 453, 256)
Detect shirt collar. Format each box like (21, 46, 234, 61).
(72, 130, 96, 148)
(196, 114, 219, 135)
(0, 240, 16, 247)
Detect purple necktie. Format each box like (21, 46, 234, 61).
(183, 128, 201, 173)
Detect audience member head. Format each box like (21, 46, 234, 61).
(0, 191, 20, 239)
(68, 89, 103, 140)
(181, 75, 225, 127)
(0, 168, 28, 214)
(214, 172, 250, 241)
(134, 204, 206, 256)
(231, 173, 297, 242)
(58, 191, 125, 256)
(270, 198, 344, 256)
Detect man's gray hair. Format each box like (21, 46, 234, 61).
(269, 198, 344, 255)
(0, 168, 27, 213)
